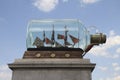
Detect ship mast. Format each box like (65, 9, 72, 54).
(64, 25, 68, 47)
(51, 24, 55, 46)
(43, 31, 45, 43)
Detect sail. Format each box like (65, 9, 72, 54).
(45, 37, 52, 44)
(33, 37, 44, 48)
(57, 34, 65, 39)
(69, 34, 79, 44)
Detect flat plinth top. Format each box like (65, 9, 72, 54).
(8, 58, 96, 72)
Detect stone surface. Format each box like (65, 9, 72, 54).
(8, 59, 95, 80)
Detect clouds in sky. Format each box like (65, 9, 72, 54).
(0, 65, 11, 80)
(89, 30, 120, 59)
(80, 0, 99, 4)
(100, 75, 120, 80)
(89, 30, 120, 80)
(33, 0, 100, 12)
(97, 63, 120, 80)
(112, 63, 120, 71)
(33, 0, 59, 12)
(116, 48, 120, 54)
(100, 76, 120, 80)
(97, 66, 108, 71)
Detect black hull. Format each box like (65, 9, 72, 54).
(27, 47, 83, 51)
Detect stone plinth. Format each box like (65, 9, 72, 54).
(8, 59, 95, 80)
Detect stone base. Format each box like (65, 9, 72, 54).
(8, 59, 95, 80)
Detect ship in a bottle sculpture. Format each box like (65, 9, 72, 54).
(23, 19, 106, 58)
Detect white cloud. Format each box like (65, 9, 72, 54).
(32, 0, 101, 12)
(89, 30, 120, 58)
(98, 63, 120, 80)
(33, 0, 59, 12)
(79, 0, 100, 7)
(114, 73, 119, 76)
(113, 76, 120, 80)
(109, 54, 119, 59)
(100, 75, 120, 80)
(116, 48, 120, 54)
(105, 35, 120, 49)
(112, 63, 119, 67)
(115, 67, 120, 71)
(0, 65, 12, 80)
(110, 30, 115, 36)
(98, 66, 108, 71)
(63, 0, 69, 3)
(81, 0, 99, 4)
(62, 0, 100, 4)
(112, 63, 120, 71)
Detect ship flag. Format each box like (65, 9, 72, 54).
(57, 34, 65, 39)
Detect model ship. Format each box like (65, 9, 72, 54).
(33, 25, 79, 48)
(26, 19, 106, 53)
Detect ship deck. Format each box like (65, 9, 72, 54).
(27, 47, 83, 51)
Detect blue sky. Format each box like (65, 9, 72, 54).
(0, 0, 120, 80)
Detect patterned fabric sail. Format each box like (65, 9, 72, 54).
(45, 37, 52, 44)
(33, 37, 44, 48)
(69, 34, 79, 44)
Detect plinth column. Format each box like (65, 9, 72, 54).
(9, 58, 95, 80)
